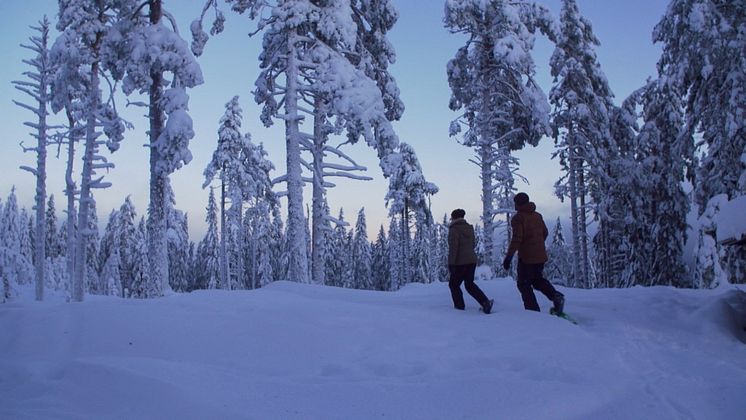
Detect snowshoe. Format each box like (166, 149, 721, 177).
(549, 307, 578, 325)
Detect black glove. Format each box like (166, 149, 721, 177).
(448, 264, 457, 276)
(502, 255, 512, 271)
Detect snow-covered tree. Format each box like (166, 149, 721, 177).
(324, 208, 349, 288)
(44, 195, 62, 260)
(350, 208, 372, 289)
(446, 0, 554, 271)
(370, 225, 389, 291)
(130, 218, 155, 298)
(194, 0, 405, 284)
(654, 0, 745, 285)
(384, 142, 438, 283)
(635, 79, 691, 286)
(204, 96, 277, 290)
(546, 217, 571, 284)
(56, 0, 127, 302)
(14, 17, 55, 301)
(198, 188, 221, 289)
(387, 215, 403, 290)
(1, 189, 34, 295)
(104, 0, 204, 296)
(168, 208, 191, 293)
(100, 243, 121, 297)
(549, 0, 615, 288)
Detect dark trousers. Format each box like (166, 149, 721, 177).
(449, 264, 488, 309)
(516, 261, 558, 311)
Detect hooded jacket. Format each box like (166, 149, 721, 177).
(448, 218, 478, 266)
(507, 202, 549, 264)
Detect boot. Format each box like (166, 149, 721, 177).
(552, 292, 565, 315)
(481, 299, 494, 314)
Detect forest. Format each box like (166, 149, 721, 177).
(1, 0, 744, 302)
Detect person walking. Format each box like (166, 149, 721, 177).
(448, 209, 493, 313)
(502, 193, 565, 313)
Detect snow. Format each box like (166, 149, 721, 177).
(2, 279, 746, 419)
(716, 195, 746, 243)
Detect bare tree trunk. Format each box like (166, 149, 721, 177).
(33, 32, 50, 302)
(219, 177, 229, 290)
(311, 98, 326, 285)
(64, 107, 77, 294)
(567, 130, 582, 289)
(284, 33, 309, 283)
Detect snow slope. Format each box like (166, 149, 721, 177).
(2, 280, 745, 420)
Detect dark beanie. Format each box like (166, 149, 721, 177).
(514, 192, 530, 206)
(451, 208, 466, 219)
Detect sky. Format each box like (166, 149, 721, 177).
(0, 0, 670, 240)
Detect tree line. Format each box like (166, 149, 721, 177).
(3, 0, 743, 301)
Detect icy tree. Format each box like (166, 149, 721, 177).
(384, 142, 438, 283)
(324, 208, 348, 288)
(13, 17, 54, 301)
(204, 96, 277, 290)
(100, 242, 122, 297)
(387, 215, 403, 290)
(168, 208, 191, 293)
(56, 0, 127, 302)
(198, 188, 221, 289)
(635, 79, 691, 286)
(654, 0, 745, 285)
(45, 196, 62, 260)
(104, 0, 203, 295)
(130, 218, 155, 298)
(193, 0, 405, 284)
(446, 0, 555, 271)
(1, 189, 34, 296)
(370, 225, 389, 291)
(549, 0, 614, 288)
(350, 208, 372, 289)
(545, 217, 571, 283)
(115, 197, 138, 294)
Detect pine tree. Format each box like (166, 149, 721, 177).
(546, 217, 571, 284)
(57, 0, 127, 302)
(194, 0, 405, 284)
(549, 0, 615, 288)
(446, 0, 555, 271)
(1, 188, 34, 292)
(14, 17, 54, 300)
(387, 215, 403, 291)
(654, 0, 745, 285)
(44, 195, 62, 260)
(130, 218, 155, 298)
(371, 225, 389, 291)
(200, 188, 221, 289)
(384, 142, 439, 283)
(325, 209, 349, 288)
(114, 197, 137, 294)
(98, 210, 119, 293)
(104, 0, 203, 296)
(350, 208, 372, 289)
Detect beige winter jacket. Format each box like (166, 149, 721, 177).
(448, 218, 478, 266)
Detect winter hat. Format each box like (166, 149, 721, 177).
(514, 192, 530, 206)
(451, 208, 466, 219)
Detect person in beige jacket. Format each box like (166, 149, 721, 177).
(502, 193, 565, 313)
(448, 209, 493, 314)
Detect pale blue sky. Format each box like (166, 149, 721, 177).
(0, 0, 669, 238)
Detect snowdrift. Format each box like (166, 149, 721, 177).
(2, 280, 745, 420)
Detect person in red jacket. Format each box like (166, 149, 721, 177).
(502, 193, 565, 313)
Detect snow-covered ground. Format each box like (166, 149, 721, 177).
(2, 279, 745, 420)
